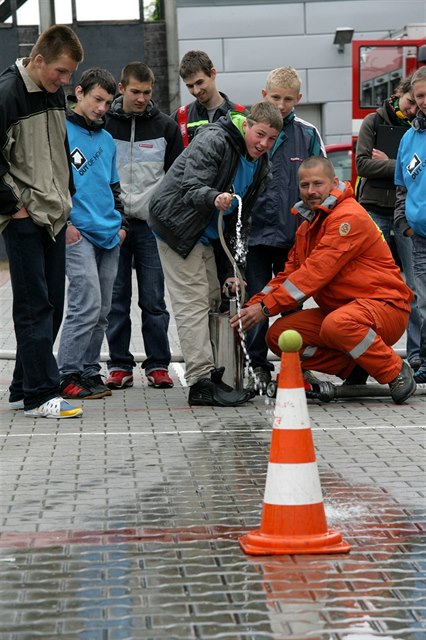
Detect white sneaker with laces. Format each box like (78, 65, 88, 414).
(24, 397, 83, 419)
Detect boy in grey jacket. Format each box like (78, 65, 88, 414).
(149, 102, 282, 407)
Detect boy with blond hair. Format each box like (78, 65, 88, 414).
(245, 66, 326, 392)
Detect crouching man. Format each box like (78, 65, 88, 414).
(231, 156, 416, 404)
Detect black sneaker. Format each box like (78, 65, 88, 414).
(409, 357, 422, 372)
(388, 361, 416, 404)
(413, 366, 426, 384)
(247, 367, 272, 395)
(188, 367, 251, 407)
(82, 375, 112, 399)
(60, 374, 92, 399)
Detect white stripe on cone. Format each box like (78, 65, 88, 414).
(264, 462, 324, 506)
(273, 387, 310, 430)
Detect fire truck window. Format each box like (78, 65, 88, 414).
(360, 46, 404, 108)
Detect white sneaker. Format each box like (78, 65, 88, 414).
(24, 397, 83, 419)
(9, 399, 24, 410)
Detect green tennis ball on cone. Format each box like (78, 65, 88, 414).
(278, 329, 303, 352)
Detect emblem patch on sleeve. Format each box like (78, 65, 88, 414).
(339, 222, 350, 236)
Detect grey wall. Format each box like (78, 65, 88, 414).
(176, 0, 426, 144)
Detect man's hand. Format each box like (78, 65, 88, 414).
(229, 303, 264, 331)
(118, 229, 127, 245)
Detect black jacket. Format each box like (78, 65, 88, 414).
(355, 100, 410, 213)
(171, 91, 245, 145)
(148, 112, 271, 274)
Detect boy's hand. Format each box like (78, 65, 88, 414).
(222, 277, 246, 296)
(66, 224, 81, 245)
(11, 207, 29, 219)
(214, 192, 234, 211)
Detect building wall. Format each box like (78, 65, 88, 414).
(176, 0, 426, 144)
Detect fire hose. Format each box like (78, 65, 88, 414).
(266, 378, 426, 402)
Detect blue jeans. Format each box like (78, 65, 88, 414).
(106, 219, 171, 374)
(245, 244, 292, 371)
(412, 234, 426, 363)
(368, 211, 421, 362)
(57, 235, 120, 380)
(3, 218, 65, 409)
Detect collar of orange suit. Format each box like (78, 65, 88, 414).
(291, 180, 351, 221)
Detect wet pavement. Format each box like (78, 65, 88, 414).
(0, 268, 425, 640)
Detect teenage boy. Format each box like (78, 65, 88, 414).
(246, 67, 326, 392)
(149, 102, 283, 407)
(57, 68, 127, 400)
(0, 25, 84, 419)
(173, 50, 245, 147)
(232, 157, 416, 405)
(395, 66, 426, 384)
(104, 62, 183, 391)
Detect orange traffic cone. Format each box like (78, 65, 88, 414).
(240, 330, 350, 555)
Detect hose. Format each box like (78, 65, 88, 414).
(217, 206, 246, 305)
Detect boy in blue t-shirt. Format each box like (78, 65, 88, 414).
(57, 68, 127, 400)
(394, 66, 426, 384)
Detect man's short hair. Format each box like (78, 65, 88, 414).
(246, 102, 282, 132)
(299, 156, 336, 179)
(266, 67, 301, 93)
(30, 24, 84, 64)
(120, 61, 155, 87)
(77, 68, 116, 97)
(179, 50, 214, 79)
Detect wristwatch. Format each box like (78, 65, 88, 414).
(260, 301, 271, 317)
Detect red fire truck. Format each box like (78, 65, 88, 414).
(349, 32, 426, 184)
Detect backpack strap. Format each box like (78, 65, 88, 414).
(177, 105, 190, 148)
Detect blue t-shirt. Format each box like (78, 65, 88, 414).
(67, 120, 122, 249)
(395, 127, 426, 237)
(199, 155, 258, 245)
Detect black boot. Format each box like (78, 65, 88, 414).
(188, 367, 252, 407)
(389, 360, 416, 404)
(344, 364, 369, 385)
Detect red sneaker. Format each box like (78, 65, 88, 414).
(105, 370, 134, 389)
(147, 370, 174, 388)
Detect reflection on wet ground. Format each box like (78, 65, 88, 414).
(0, 346, 425, 638)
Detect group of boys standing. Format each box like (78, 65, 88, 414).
(0, 24, 420, 418)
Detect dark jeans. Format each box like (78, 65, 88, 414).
(3, 218, 65, 409)
(245, 244, 292, 371)
(106, 219, 171, 373)
(368, 211, 421, 362)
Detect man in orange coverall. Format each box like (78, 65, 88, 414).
(230, 156, 416, 404)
